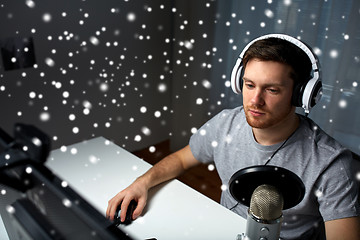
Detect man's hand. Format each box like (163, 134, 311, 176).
(106, 177, 149, 222)
(106, 145, 200, 222)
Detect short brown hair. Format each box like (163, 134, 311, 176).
(242, 37, 312, 86)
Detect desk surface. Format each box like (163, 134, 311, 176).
(2, 137, 246, 240)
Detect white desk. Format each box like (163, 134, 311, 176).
(1, 137, 246, 240)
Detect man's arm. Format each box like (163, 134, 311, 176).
(106, 145, 200, 222)
(325, 216, 360, 239)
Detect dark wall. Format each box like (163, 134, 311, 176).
(0, 0, 173, 151)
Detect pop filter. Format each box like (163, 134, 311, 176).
(229, 165, 305, 210)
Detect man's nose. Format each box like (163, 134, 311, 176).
(251, 89, 265, 106)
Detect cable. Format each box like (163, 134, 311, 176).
(264, 129, 297, 166)
(229, 202, 240, 211)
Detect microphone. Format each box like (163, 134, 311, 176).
(229, 166, 305, 240)
(243, 184, 284, 240)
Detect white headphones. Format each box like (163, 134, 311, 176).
(230, 34, 322, 114)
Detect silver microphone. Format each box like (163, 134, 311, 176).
(238, 184, 284, 240)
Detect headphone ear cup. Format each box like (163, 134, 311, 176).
(239, 65, 245, 92)
(291, 82, 305, 107)
(231, 58, 244, 94)
(300, 77, 322, 112)
(308, 80, 322, 108)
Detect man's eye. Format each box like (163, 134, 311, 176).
(267, 88, 279, 94)
(246, 84, 254, 89)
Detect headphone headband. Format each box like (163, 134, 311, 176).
(239, 34, 319, 72)
(230, 33, 322, 114)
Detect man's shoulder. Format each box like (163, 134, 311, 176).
(216, 106, 245, 119)
(297, 115, 348, 156)
(210, 106, 246, 126)
(203, 106, 248, 135)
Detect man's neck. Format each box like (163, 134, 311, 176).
(252, 113, 300, 146)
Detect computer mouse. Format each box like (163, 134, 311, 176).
(114, 200, 137, 226)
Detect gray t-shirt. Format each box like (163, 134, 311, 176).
(189, 106, 360, 239)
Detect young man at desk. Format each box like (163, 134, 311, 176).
(107, 34, 360, 239)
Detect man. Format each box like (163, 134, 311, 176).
(106, 34, 360, 239)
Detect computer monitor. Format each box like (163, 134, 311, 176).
(0, 123, 134, 240)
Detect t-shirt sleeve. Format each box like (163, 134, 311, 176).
(189, 110, 226, 164)
(315, 150, 360, 222)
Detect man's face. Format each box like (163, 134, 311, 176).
(242, 58, 295, 129)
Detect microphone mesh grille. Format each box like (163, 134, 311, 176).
(249, 184, 284, 221)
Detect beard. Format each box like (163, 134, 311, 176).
(244, 105, 294, 129)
